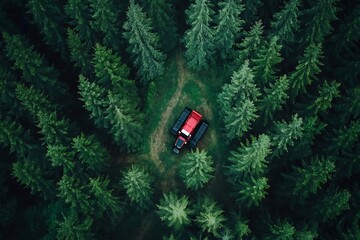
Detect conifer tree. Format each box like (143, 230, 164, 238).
(283, 156, 335, 199)
(218, 61, 260, 139)
(307, 80, 340, 115)
(236, 20, 263, 66)
(12, 159, 55, 200)
(215, 0, 245, 59)
(27, 0, 67, 57)
(289, 43, 323, 97)
(89, 0, 121, 49)
(232, 217, 251, 239)
(195, 197, 226, 237)
(270, 0, 301, 44)
(141, 0, 178, 52)
(72, 133, 108, 172)
(0, 66, 22, 116)
(121, 165, 153, 208)
(89, 176, 121, 216)
(302, 0, 339, 44)
(65, 0, 93, 43)
(266, 220, 296, 240)
(46, 144, 75, 173)
(337, 87, 360, 121)
(2, 33, 65, 99)
(56, 210, 93, 240)
(242, 0, 262, 24)
(236, 176, 269, 207)
(328, 120, 360, 154)
(183, 0, 215, 71)
(123, 0, 165, 82)
(228, 134, 271, 180)
(57, 174, 93, 215)
(259, 75, 289, 124)
(66, 28, 92, 74)
(37, 111, 70, 146)
(314, 189, 351, 222)
(271, 114, 303, 158)
(179, 149, 214, 190)
(253, 36, 283, 85)
(156, 192, 191, 230)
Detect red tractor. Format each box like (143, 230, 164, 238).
(170, 108, 209, 154)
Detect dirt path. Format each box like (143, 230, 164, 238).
(149, 54, 188, 173)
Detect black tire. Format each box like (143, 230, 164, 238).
(170, 107, 191, 136)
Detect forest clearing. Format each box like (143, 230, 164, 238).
(1, 0, 360, 239)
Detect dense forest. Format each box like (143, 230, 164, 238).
(0, 0, 359, 239)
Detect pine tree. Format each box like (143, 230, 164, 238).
(283, 156, 335, 199)
(195, 197, 226, 237)
(141, 0, 178, 52)
(289, 43, 323, 98)
(302, 0, 339, 44)
(89, 0, 121, 49)
(236, 20, 263, 66)
(328, 120, 360, 154)
(0, 117, 29, 159)
(56, 210, 93, 240)
(183, 0, 215, 71)
(259, 75, 289, 124)
(314, 189, 351, 222)
(337, 87, 360, 121)
(65, 0, 93, 43)
(2, 33, 65, 99)
(218, 61, 260, 139)
(270, 0, 301, 44)
(227, 134, 271, 180)
(78, 75, 108, 127)
(89, 176, 121, 216)
(236, 176, 269, 207)
(12, 159, 55, 200)
(253, 36, 283, 85)
(0, 66, 22, 116)
(156, 192, 191, 230)
(46, 144, 75, 173)
(232, 217, 251, 239)
(266, 220, 296, 240)
(66, 28, 92, 74)
(27, 0, 67, 57)
(72, 133, 109, 172)
(121, 165, 153, 208)
(37, 111, 70, 146)
(307, 80, 340, 115)
(215, 0, 245, 59)
(179, 148, 215, 190)
(123, 0, 165, 82)
(242, 0, 262, 24)
(57, 174, 93, 215)
(271, 114, 303, 158)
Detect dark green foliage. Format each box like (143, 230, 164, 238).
(37, 111, 70, 146)
(46, 144, 75, 173)
(89, 0, 121, 49)
(253, 36, 283, 85)
(12, 159, 55, 200)
(56, 210, 94, 240)
(289, 43, 323, 97)
(0, 117, 29, 158)
(184, 0, 215, 71)
(121, 165, 153, 208)
(215, 0, 245, 59)
(259, 75, 289, 124)
(27, 0, 67, 57)
(271, 114, 303, 158)
(142, 0, 178, 52)
(265, 220, 296, 240)
(314, 189, 351, 222)
(337, 87, 360, 121)
(302, 0, 339, 44)
(283, 156, 335, 199)
(242, 0, 262, 23)
(2, 33, 65, 99)
(123, 0, 165, 82)
(156, 192, 191, 230)
(227, 134, 271, 180)
(72, 133, 109, 172)
(328, 120, 360, 154)
(307, 80, 340, 115)
(270, 0, 301, 44)
(236, 176, 269, 207)
(195, 197, 226, 237)
(179, 148, 214, 190)
(0, 66, 22, 115)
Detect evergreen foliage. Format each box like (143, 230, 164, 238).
(121, 165, 153, 208)
(184, 0, 215, 71)
(56, 210, 94, 240)
(156, 192, 191, 230)
(123, 0, 165, 82)
(242, 0, 262, 23)
(236, 176, 269, 207)
(46, 144, 75, 173)
(307, 80, 340, 114)
(0, 117, 29, 158)
(179, 148, 214, 190)
(266, 220, 296, 240)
